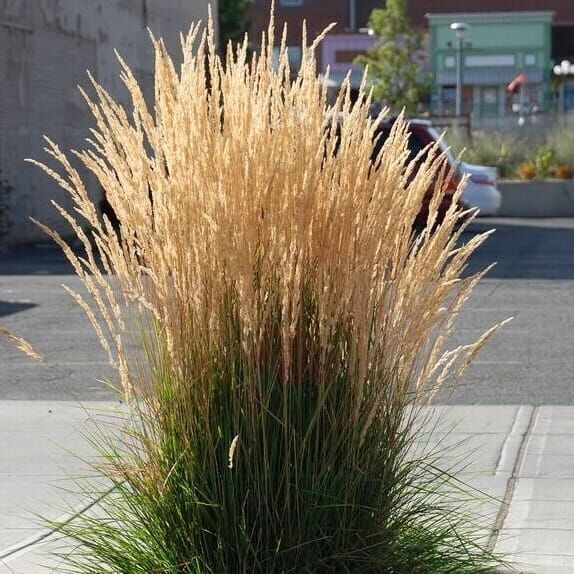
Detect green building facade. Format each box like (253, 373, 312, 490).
(427, 11, 553, 118)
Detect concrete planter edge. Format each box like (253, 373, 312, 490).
(497, 180, 574, 217)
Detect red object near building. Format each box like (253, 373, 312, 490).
(507, 73, 527, 94)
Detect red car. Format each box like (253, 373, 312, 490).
(370, 119, 465, 228)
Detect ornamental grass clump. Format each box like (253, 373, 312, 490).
(31, 14, 504, 574)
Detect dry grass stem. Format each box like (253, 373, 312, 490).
(0, 327, 43, 362)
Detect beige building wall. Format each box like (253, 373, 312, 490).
(0, 0, 215, 246)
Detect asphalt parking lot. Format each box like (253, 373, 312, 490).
(447, 217, 574, 403)
(2, 217, 574, 403)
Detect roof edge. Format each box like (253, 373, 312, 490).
(426, 11, 554, 23)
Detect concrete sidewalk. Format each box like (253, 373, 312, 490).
(1, 403, 573, 573)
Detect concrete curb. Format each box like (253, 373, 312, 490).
(497, 566, 574, 574)
(498, 180, 574, 217)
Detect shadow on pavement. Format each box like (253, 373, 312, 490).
(0, 301, 37, 318)
(0, 243, 75, 275)
(2, 219, 574, 280)
(462, 218, 574, 280)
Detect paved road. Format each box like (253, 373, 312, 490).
(0, 243, 117, 400)
(445, 217, 574, 404)
(2, 217, 574, 403)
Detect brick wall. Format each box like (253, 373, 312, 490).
(251, 1, 574, 39)
(250, 0, 350, 69)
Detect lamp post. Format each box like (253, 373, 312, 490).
(349, 0, 357, 31)
(450, 22, 469, 117)
(553, 59, 574, 114)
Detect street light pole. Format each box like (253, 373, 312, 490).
(349, 0, 356, 31)
(553, 59, 574, 114)
(450, 22, 469, 117)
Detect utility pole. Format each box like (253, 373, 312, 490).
(349, 0, 356, 31)
(450, 22, 469, 116)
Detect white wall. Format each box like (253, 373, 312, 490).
(0, 0, 215, 246)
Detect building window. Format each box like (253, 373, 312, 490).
(272, 46, 302, 71)
(439, 85, 473, 115)
(335, 50, 363, 64)
(444, 56, 455, 68)
(279, 0, 303, 6)
(482, 87, 498, 106)
(481, 86, 499, 117)
(525, 54, 536, 66)
(465, 54, 515, 67)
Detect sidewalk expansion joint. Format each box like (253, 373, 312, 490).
(0, 483, 117, 563)
(488, 405, 539, 553)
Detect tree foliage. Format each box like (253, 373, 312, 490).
(357, 0, 430, 114)
(218, 0, 254, 53)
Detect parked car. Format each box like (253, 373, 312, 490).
(458, 161, 502, 216)
(370, 119, 467, 228)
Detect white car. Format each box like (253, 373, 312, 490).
(458, 162, 502, 216)
(431, 128, 502, 216)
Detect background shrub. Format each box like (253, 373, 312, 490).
(553, 164, 574, 179)
(516, 162, 537, 180)
(546, 127, 574, 168)
(447, 129, 532, 179)
(534, 145, 556, 179)
(447, 126, 574, 180)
